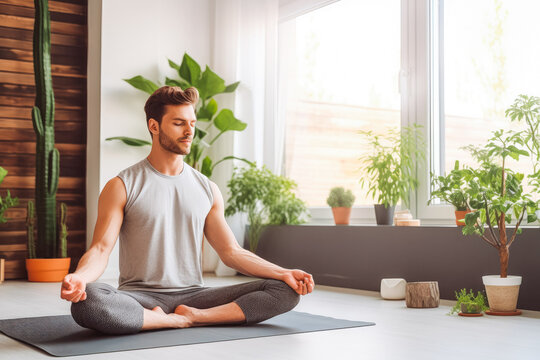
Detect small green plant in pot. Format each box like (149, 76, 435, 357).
(429, 160, 473, 226)
(462, 125, 538, 313)
(359, 125, 425, 225)
(326, 187, 355, 225)
(225, 164, 309, 252)
(449, 288, 489, 316)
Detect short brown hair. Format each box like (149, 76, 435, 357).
(144, 86, 199, 136)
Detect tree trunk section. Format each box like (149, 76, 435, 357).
(406, 281, 440, 308)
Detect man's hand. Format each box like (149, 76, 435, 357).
(61, 273, 87, 303)
(282, 269, 315, 296)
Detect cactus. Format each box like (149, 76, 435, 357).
(59, 202, 68, 258)
(27, 201, 36, 259)
(31, 0, 61, 258)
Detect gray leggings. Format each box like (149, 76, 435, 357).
(71, 279, 300, 335)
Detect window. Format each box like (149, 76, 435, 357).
(279, 0, 401, 208)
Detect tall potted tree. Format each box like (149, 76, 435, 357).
(25, 0, 70, 282)
(462, 126, 538, 314)
(359, 125, 425, 225)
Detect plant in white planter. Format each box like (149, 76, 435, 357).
(326, 187, 355, 225)
(359, 125, 425, 225)
(463, 126, 538, 313)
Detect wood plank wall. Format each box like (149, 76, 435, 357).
(0, 0, 87, 279)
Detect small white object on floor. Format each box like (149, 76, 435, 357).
(380, 278, 407, 300)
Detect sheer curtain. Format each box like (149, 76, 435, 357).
(202, 0, 281, 276)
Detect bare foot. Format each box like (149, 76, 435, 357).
(151, 306, 166, 315)
(174, 304, 200, 322)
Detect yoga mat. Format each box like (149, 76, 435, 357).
(0, 311, 374, 357)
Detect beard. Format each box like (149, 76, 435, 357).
(158, 127, 191, 155)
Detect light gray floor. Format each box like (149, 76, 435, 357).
(1, 274, 539, 359)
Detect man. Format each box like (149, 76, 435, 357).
(61, 86, 315, 335)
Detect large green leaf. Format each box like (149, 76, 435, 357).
(198, 66, 226, 100)
(168, 58, 180, 72)
(179, 53, 201, 86)
(214, 109, 247, 132)
(124, 76, 159, 94)
(165, 77, 191, 90)
(201, 156, 213, 177)
(106, 137, 152, 147)
(197, 98, 218, 121)
(224, 81, 240, 93)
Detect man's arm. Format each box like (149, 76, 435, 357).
(203, 182, 314, 296)
(60, 177, 126, 302)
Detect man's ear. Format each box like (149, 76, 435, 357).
(148, 118, 159, 136)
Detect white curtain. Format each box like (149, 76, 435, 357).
(202, 0, 282, 276)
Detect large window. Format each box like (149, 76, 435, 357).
(279, 0, 401, 207)
(278, 0, 540, 221)
(432, 0, 540, 184)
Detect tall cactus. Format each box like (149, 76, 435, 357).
(59, 202, 68, 258)
(26, 200, 36, 259)
(32, 0, 60, 258)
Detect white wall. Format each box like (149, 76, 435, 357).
(94, 0, 214, 279)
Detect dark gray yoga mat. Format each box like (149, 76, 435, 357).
(0, 311, 375, 357)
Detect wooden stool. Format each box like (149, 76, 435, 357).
(406, 281, 440, 308)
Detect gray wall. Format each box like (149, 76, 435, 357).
(252, 225, 540, 311)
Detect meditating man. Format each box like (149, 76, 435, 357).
(61, 86, 315, 335)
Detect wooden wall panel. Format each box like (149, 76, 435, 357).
(0, 0, 87, 279)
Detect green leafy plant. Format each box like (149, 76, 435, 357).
(359, 124, 425, 208)
(449, 288, 489, 315)
(429, 160, 473, 211)
(225, 165, 309, 252)
(462, 128, 538, 278)
(506, 95, 540, 172)
(108, 53, 251, 178)
(29, 0, 67, 259)
(326, 187, 355, 208)
(0, 166, 19, 224)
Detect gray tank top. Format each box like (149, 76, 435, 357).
(116, 158, 214, 292)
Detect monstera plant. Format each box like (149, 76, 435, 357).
(108, 53, 251, 177)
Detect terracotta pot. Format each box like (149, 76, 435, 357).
(482, 275, 521, 312)
(454, 210, 472, 226)
(26, 258, 71, 282)
(331, 207, 352, 225)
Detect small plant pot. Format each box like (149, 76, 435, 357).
(26, 258, 71, 282)
(454, 210, 471, 226)
(482, 275, 521, 312)
(460, 302, 482, 314)
(374, 204, 395, 225)
(331, 207, 352, 225)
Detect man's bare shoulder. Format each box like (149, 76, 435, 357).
(99, 177, 127, 206)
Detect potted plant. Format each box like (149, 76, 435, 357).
(462, 125, 538, 314)
(225, 164, 309, 252)
(25, 0, 70, 282)
(429, 160, 473, 225)
(326, 187, 355, 225)
(449, 288, 489, 316)
(359, 125, 425, 225)
(107, 53, 252, 178)
(0, 166, 19, 224)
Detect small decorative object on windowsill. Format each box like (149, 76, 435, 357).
(405, 281, 440, 308)
(393, 209, 421, 226)
(380, 278, 406, 300)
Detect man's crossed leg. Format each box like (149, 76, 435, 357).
(71, 279, 300, 335)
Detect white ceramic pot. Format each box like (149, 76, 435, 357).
(380, 278, 407, 300)
(482, 275, 522, 312)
